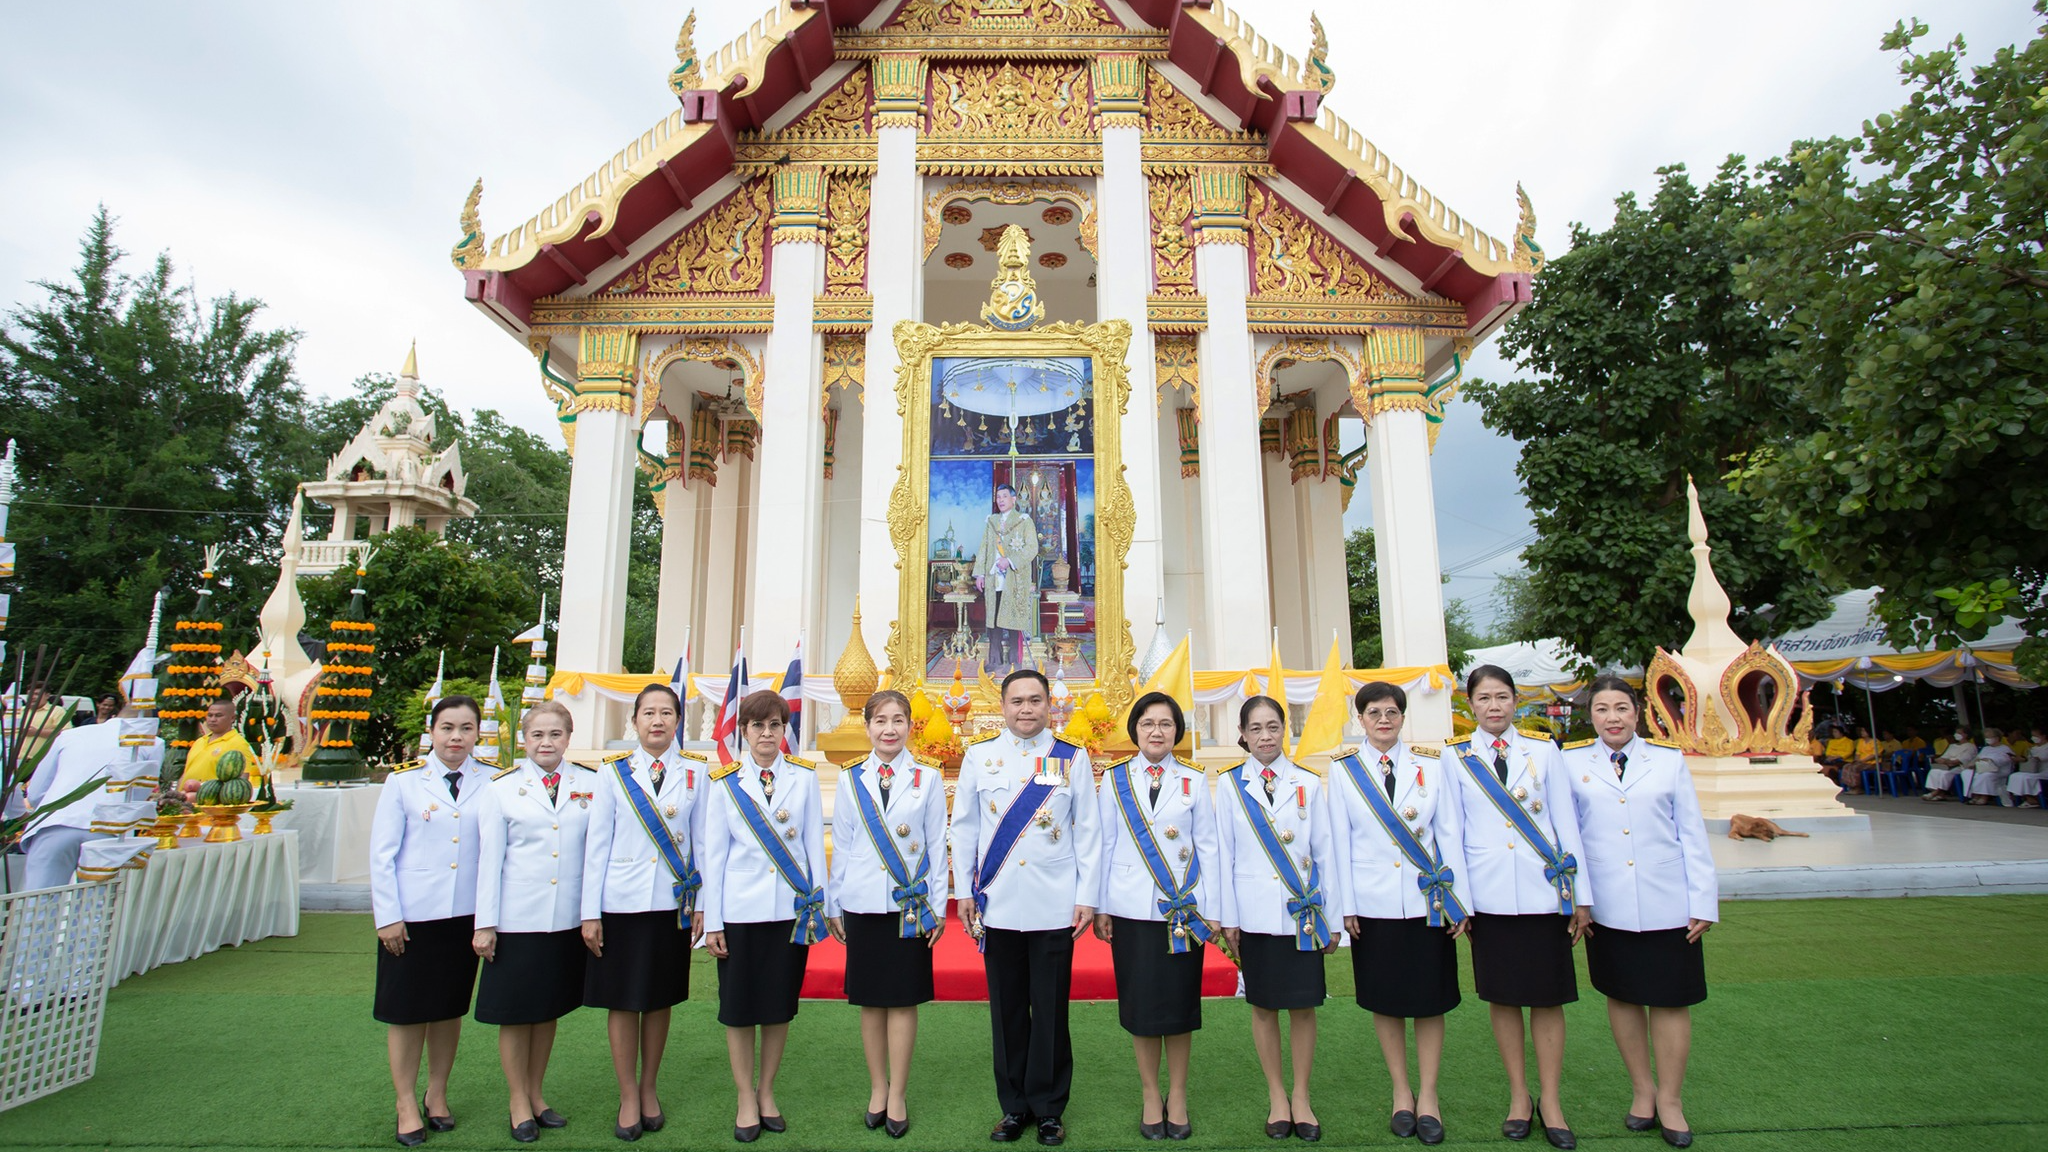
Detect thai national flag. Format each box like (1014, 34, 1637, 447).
(780, 639, 803, 754)
(713, 645, 748, 769)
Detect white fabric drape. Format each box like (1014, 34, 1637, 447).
(87, 831, 300, 985)
(269, 783, 382, 884)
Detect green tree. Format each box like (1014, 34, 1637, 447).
(1463, 162, 1835, 669)
(0, 210, 315, 687)
(1733, 7, 2048, 678)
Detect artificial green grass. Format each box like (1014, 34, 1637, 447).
(4, 897, 2045, 1151)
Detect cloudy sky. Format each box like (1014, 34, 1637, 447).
(2, 0, 2036, 629)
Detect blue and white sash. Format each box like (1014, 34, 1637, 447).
(1453, 741, 1576, 914)
(1336, 753, 1466, 927)
(720, 773, 826, 945)
(970, 777, 1056, 954)
(1225, 768, 1332, 951)
(848, 761, 940, 938)
(614, 758, 700, 926)
(1110, 762, 1211, 954)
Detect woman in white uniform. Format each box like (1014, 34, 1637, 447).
(703, 690, 829, 1143)
(2009, 726, 2047, 807)
(824, 689, 948, 1138)
(1920, 728, 1976, 799)
(1561, 677, 1717, 1150)
(1966, 729, 2018, 805)
(1445, 666, 1587, 1148)
(371, 695, 495, 1147)
(1330, 681, 1468, 1147)
(1096, 691, 1221, 1141)
(580, 684, 704, 1142)
(1216, 695, 1337, 1143)
(472, 701, 592, 1143)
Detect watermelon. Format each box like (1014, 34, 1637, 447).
(215, 750, 247, 782)
(197, 779, 223, 806)
(218, 777, 253, 806)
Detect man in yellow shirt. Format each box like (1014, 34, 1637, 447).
(181, 697, 261, 787)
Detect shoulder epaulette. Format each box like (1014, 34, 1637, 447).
(599, 750, 631, 764)
(709, 758, 742, 780)
(476, 755, 502, 769)
(492, 764, 520, 781)
(1048, 737, 1080, 758)
(1516, 725, 1553, 741)
(390, 758, 425, 774)
(1296, 759, 1326, 778)
(1101, 754, 1135, 771)
(1332, 746, 1357, 762)
(965, 731, 1001, 747)
(1409, 744, 1441, 759)
(570, 760, 599, 771)
(1221, 759, 1248, 774)
(1646, 737, 1682, 750)
(676, 750, 708, 762)
(1564, 738, 1596, 750)
(785, 754, 818, 770)
(913, 753, 943, 769)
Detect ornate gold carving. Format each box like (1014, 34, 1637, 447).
(771, 166, 828, 244)
(643, 335, 765, 424)
(813, 296, 874, 332)
(1144, 69, 1241, 141)
(924, 179, 1097, 261)
(1147, 297, 1207, 333)
(450, 178, 485, 270)
(886, 316, 1137, 711)
(1304, 13, 1335, 95)
(648, 419, 688, 517)
(687, 400, 721, 485)
(670, 12, 702, 95)
(1191, 167, 1248, 245)
(1719, 642, 1808, 755)
(603, 180, 771, 295)
(821, 333, 864, 416)
(979, 226, 1027, 251)
(1175, 406, 1200, 478)
(833, 597, 880, 717)
(1156, 335, 1199, 416)
(928, 61, 1093, 142)
(884, 0, 1117, 32)
(577, 329, 639, 393)
(1257, 337, 1360, 418)
(1245, 299, 1468, 335)
(1285, 405, 1320, 482)
(980, 225, 1045, 330)
(1322, 412, 1343, 478)
(1248, 181, 1402, 300)
(823, 403, 840, 480)
(1149, 173, 1195, 294)
(825, 174, 871, 293)
(530, 296, 776, 333)
(790, 68, 870, 136)
(870, 54, 928, 126)
(918, 142, 1101, 175)
(1091, 54, 1145, 121)
(1513, 182, 1546, 274)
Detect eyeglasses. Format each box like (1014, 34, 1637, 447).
(1361, 709, 1404, 722)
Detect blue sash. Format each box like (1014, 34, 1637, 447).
(847, 761, 940, 938)
(719, 773, 826, 945)
(970, 778, 1055, 954)
(1110, 762, 1211, 954)
(614, 759, 700, 926)
(1452, 741, 1576, 914)
(1225, 768, 1331, 951)
(1336, 753, 1466, 927)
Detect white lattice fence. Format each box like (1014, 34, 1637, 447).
(0, 878, 122, 1111)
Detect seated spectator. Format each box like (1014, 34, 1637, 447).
(1922, 728, 1978, 801)
(1900, 727, 1928, 753)
(1878, 730, 1903, 761)
(1821, 727, 1857, 789)
(1839, 726, 1880, 794)
(1966, 729, 2018, 806)
(2008, 728, 2048, 809)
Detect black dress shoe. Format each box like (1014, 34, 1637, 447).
(615, 1120, 643, 1142)
(512, 1119, 540, 1144)
(866, 1110, 887, 1130)
(1504, 1116, 1532, 1141)
(1037, 1116, 1065, 1146)
(1624, 1114, 1659, 1133)
(734, 1123, 762, 1143)
(1659, 1125, 1692, 1149)
(538, 1109, 568, 1129)
(1391, 1111, 1419, 1138)
(1140, 1118, 1166, 1141)
(1536, 1109, 1576, 1150)
(425, 1113, 455, 1133)
(1266, 1120, 1294, 1140)
(886, 1116, 910, 1139)
(1166, 1118, 1192, 1141)
(991, 1113, 1030, 1142)
(642, 1113, 666, 1132)
(1294, 1122, 1322, 1142)
(1417, 1114, 1446, 1146)
(760, 1115, 786, 1134)
(395, 1126, 426, 1148)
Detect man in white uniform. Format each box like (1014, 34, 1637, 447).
(22, 673, 162, 889)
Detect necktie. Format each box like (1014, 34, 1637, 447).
(1260, 766, 1277, 802)
(542, 769, 560, 805)
(1492, 738, 1510, 784)
(1380, 754, 1396, 801)
(1611, 750, 1627, 782)
(1147, 763, 1164, 806)
(877, 761, 893, 809)
(445, 771, 462, 801)
(648, 758, 665, 792)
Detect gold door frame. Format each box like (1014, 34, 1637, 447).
(885, 317, 1137, 712)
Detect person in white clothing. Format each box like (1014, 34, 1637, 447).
(370, 695, 496, 1147)
(823, 689, 948, 1138)
(1561, 677, 1718, 1151)
(1094, 692, 1221, 1142)
(2008, 727, 2047, 807)
(579, 684, 704, 1141)
(1921, 728, 1976, 800)
(1330, 681, 1469, 1147)
(702, 689, 829, 1143)
(1965, 729, 2018, 805)
(1446, 666, 1588, 1148)
(1215, 695, 1336, 1143)
(471, 701, 592, 1143)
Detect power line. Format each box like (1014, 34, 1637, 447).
(15, 499, 569, 521)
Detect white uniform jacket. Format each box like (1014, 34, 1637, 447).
(580, 746, 706, 919)
(475, 758, 597, 934)
(827, 750, 951, 917)
(1444, 728, 1592, 914)
(949, 729, 1103, 933)
(1329, 743, 1469, 921)
(370, 753, 495, 929)
(24, 725, 159, 842)
(1560, 736, 1718, 932)
(701, 753, 828, 932)
(1214, 755, 1335, 937)
(1096, 754, 1220, 924)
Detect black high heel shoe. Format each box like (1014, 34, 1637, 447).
(1659, 1123, 1693, 1149)
(760, 1114, 786, 1134)
(395, 1123, 426, 1148)
(1624, 1114, 1659, 1133)
(615, 1112, 644, 1142)
(865, 1110, 887, 1130)
(885, 1115, 910, 1139)
(512, 1118, 540, 1144)
(642, 1112, 666, 1132)
(1265, 1120, 1294, 1140)
(424, 1104, 455, 1133)
(537, 1109, 569, 1129)
(1536, 1107, 1576, 1150)
(1139, 1116, 1166, 1141)
(734, 1122, 762, 1143)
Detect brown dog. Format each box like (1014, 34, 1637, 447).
(1728, 813, 1811, 841)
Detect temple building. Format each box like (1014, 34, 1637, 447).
(454, 0, 1540, 749)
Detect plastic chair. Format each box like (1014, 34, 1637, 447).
(1895, 748, 1931, 794)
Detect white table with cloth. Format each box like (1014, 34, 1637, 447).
(93, 830, 300, 984)
(266, 782, 380, 884)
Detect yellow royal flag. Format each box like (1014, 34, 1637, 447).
(1139, 632, 1196, 716)
(1293, 632, 1354, 761)
(1266, 638, 1290, 756)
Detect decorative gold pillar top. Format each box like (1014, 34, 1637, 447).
(871, 54, 929, 128)
(981, 225, 1045, 330)
(771, 166, 829, 244)
(1191, 166, 1248, 245)
(1091, 54, 1146, 126)
(575, 328, 640, 413)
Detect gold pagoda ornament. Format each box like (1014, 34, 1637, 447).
(450, 178, 484, 270)
(670, 12, 702, 96)
(981, 224, 1044, 331)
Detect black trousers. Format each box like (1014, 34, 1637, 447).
(982, 927, 1075, 1119)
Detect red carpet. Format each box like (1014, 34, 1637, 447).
(801, 901, 1239, 1001)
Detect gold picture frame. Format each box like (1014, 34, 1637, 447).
(885, 317, 1137, 712)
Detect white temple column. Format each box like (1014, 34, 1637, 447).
(1191, 168, 1272, 681)
(700, 450, 744, 679)
(1094, 57, 1165, 661)
(1302, 467, 1351, 662)
(557, 327, 640, 749)
(1264, 454, 1308, 662)
(1364, 327, 1451, 740)
(653, 414, 699, 673)
(858, 55, 927, 675)
(749, 166, 831, 669)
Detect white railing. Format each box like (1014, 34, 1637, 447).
(297, 539, 371, 574)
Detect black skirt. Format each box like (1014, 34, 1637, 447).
(1349, 916, 1461, 1018)
(1238, 931, 1327, 1011)
(843, 911, 935, 1008)
(1587, 925, 1707, 1008)
(583, 910, 692, 1012)
(1108, 917, 1204, 1036)
(1469, 913, 1579, 1008)
(374, 915, 479, 1025)
(717, 920, 810, 1027)
(476, 929, 588, 1024)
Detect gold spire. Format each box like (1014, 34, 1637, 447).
(832, 597, 879, 717)
(670, 12, 702, 95)
(401, 340, 419, 380)
(1681, 475, 1746, 665)
(450, 178, 484, 270)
